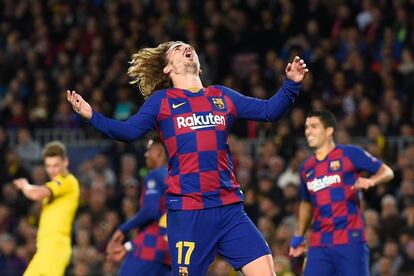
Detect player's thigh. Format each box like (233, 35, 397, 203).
(167, 208, 220, 276)
(303, 247, 335, 276)
(332, 243, 370, 276)
(119, 252, 170, 276)
(216, 205, 272, 272)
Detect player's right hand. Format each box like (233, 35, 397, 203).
(107, 244, 127, 262)
(106, 229, 125, 255)
(67, 90, 93, 120)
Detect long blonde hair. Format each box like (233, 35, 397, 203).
(128, 41, 175, 99)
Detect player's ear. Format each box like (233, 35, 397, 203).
(63, 157, 69, 168)
(199, 69, 203, 75)
(163, 65, 171, 75)
(327, 126, 334, 137)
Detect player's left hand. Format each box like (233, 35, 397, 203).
(352, 177, 375, 190)
(285, 56, 309, 83)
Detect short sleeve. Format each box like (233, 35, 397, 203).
(46, 179, 71, 198)
(345, 145, 382, 174)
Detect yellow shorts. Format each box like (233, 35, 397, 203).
(24, 247, 71, 276)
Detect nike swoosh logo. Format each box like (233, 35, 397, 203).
(172, 102, 186, 109)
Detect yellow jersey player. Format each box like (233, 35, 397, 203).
(14, 141, 80, 276)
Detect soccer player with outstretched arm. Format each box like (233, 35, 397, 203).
(289, 110, 394, 276)
(68, 41, 308, 276)
(14, 141, 79, 276)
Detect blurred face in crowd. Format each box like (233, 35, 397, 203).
(305, 116, 333, 149)
(164, 42, 200, 76)
(44, 156, 68, 180)
(145, 140, 164, 170)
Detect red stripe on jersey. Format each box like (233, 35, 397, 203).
(164, 136, 177, 157)
(332, 202, 348, 216)
(200, 171, 220, 192)
(309, 232, 321, 247)
(167, 88, 186, 98)
(182, 193, 203, 209)
(217, 150, 230, 171)
(320, 218, 335, 232)
(167, 175, 181, 194)
(347, 214, 363, 229)
(158, 98, 172, 120)
(206, 86, 222, 97)
(315, 189, 331, 206)
(223, 95, 237, 116)
(333, 229, 349, 244)
(188, 96, 212, 112)
(196, 130, 217, 151)
(220, 189, 240, 205)
(178, 153, 199, 174)
(140, 246, 156, 261)
(328, 148, 342, 160)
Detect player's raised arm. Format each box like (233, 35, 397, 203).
(223, 56, 309, 121)
(66, 90, 159, 143)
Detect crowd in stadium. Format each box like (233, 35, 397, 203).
(1, 0, 414, 275)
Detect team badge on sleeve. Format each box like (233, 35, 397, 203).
(212, 98, 225, 109)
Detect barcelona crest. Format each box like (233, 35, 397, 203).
(329, 160, 341, 171)
(212, 98, 225, 109)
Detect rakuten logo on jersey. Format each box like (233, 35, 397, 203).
(176, 113, 226, 130)
(306, 174, 341, 192)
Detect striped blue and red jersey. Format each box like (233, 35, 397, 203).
(119, 166, 170, 265)
(90, 79, 301, 210)
(299, 145, 382, 247)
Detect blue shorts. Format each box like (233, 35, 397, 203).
(119, 249, 171, 276)
(304, 242, 369, 276)
(167, 203, 271, 276)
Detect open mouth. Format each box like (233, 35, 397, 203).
(185, 51, 192, 58)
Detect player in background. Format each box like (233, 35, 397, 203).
(67, 41, 308, 275)
(289, 110, 394, 275)
(106, 137, 170, 275)
(14, 141, 80, 276)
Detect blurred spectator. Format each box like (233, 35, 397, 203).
(371, 240, 403, 276)
(15, 128, 42, 170)
(0, 150, 31, 216)
(0, 233, 26, 276)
